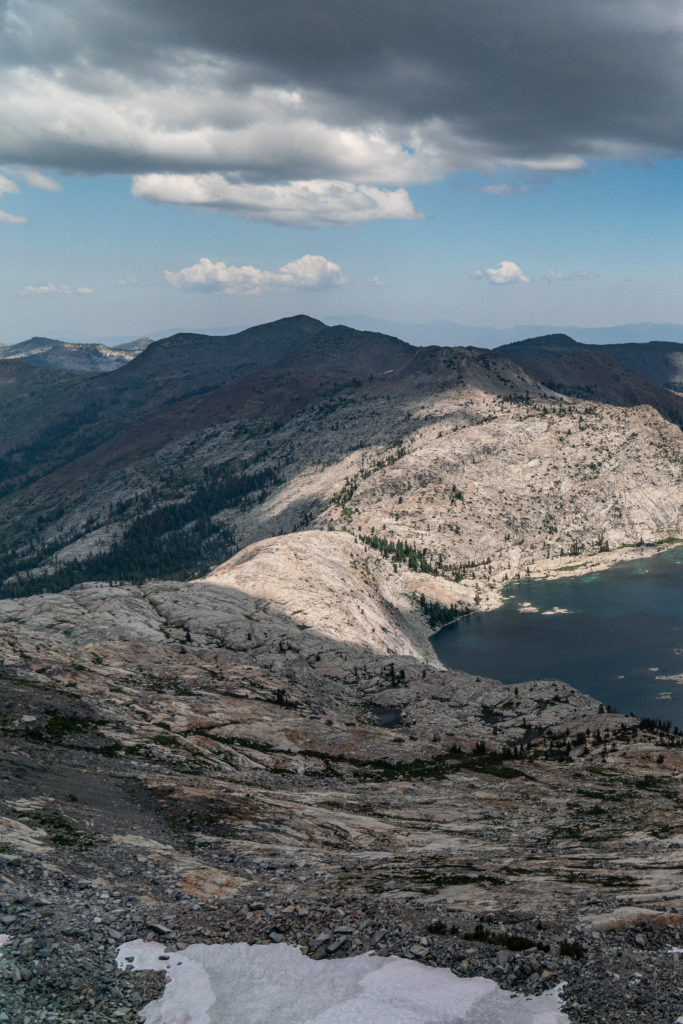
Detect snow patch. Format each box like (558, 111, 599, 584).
(656, 673, 683, 685)
(116, 940, 570, 1023)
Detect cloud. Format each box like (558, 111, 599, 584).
(18, 169, 61, 191)
(0, 168, 59, 224)
(132, 175, 421, 226)
(544, 268, 600, 284)
(475, 183, 530, 195)
(0, 209, 27, 225)
(164, 254, 346, 294)
(1, 1, 683, 223)
(0, 175, 19, 198)
(20, 283, 92, 295)
(474, 261, 531, 285)
(21, 284, 70, 295)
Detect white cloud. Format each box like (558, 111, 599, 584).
(476, 183, 530, 195)
(21, 284, 70, 295)
(132, 175, 421, 226)
(0, 175, 19, 198)
(165, 254, 347, 294)
(0, 64, 445, 187)
(20, 283, 92, 295)
(503, 155, 586, 173)
(544, 268, 599, 284)
(19, 169, 61, 191)
(474, 261, 531, 285)
(0, 209, 27, 225)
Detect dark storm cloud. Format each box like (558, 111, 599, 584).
(2, 0, 683, 221)
(132, 0, 683, 151)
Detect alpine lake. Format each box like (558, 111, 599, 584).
(432, 545, 683, 729)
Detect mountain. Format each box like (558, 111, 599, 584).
(598, 340, 683, 392)
(0, 335, 154, 373)
(337, 315, 683, 349)
(0, 358, 88, 446)
(0, 315, 413, 480)
(496, 333, 683, 427)
(114, 335, 154, 354)
(0, 315, 681, 602)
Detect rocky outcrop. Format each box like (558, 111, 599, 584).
(1, 568, 682, 1021)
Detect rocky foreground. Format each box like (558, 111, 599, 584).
(1, 535, 682, 1022)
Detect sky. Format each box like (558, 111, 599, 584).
(4, 0, 683, 343)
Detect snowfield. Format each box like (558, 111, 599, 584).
(116, 940, 570, 1024)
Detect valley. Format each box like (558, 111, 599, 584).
(1, 317, 682, 1022)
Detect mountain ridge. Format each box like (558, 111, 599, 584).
(0, 335, 153, 373)
(1, 314, 681, 608)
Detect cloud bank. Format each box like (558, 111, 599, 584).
(2, 1, 683, 224)
(133, 176, 420, 226)
(544, 269, 599, 284)
(0, 209, 27, 225)
(165, 254, 346, 294)
(20, 283, 93, 295)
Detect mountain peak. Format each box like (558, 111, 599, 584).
(507, 333, 580, 349)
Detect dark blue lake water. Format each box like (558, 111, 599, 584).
(432, 546, 683, 728)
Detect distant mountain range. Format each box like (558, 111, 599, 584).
(335, 316, 683, 349)
(496, 334, 683, 405)
(0, 336, 153, 373)
(1, 314, 682, 599)
(6, 318, 683, 367)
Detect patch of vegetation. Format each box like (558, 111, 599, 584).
(426, 919, 452, 935)
(24, 709, 97, 743)
(349, 743, 524, 781)
(190, 731, 275, 754)
(331, 477, 358, 507)
(416, 593, 469, 630)
(559, 939, 586, 959)
(0, 461, 283, 596)
(464, 922, 548, 952)
(152, 733, 181, 747)
(414, 869, 505, 889)
(97, 742, 123, 757)
(36, 812, 93, 851)
(639, 717, 676, 735)
(362, 534, 482, 581)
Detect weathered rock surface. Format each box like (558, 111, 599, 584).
(1, 565, 682, 1021)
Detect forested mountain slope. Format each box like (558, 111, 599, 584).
(1, 317, 680, 603)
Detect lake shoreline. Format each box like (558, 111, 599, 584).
(433, 540, 683, 728)
(473, 538, 683, 617)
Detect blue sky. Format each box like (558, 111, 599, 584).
(3, 0, 683, 343)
